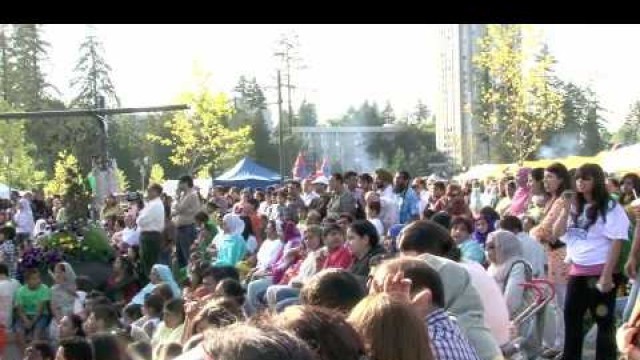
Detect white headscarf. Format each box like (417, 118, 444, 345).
(222, 213, 245, 236)
(487, 230, 526, 285)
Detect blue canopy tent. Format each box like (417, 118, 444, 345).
(214, 157, 281, 189)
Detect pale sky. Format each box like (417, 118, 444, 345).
(42, 24, 640, 131)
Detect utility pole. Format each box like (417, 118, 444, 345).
(286, 57, 294, 129)
(277, 70, 285, 184)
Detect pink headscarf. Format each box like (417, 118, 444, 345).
(509, 168, 532, 217)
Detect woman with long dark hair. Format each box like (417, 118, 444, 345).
(529, 162, 572, 357)
(552, 163, 630, 359)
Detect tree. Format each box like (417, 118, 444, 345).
(298, 100, 318, 127)
(381, 101, 395, 124)
(70, 25, 120, 108)
(473, 25, 564, 164)
(541, 82, 609, 157)
(0, 25, 14, 103)
(149, 164, 166, 185)
(232, 76, 278, 169)
(148, 75, 252, 176)
(0, 100, 47, 189)
(616, 101, 640, 146)
(45, 151, 80, 196)
(414, 100, 431, 124)
(115, 167, 129, 192)
(9, 24, 54, 110)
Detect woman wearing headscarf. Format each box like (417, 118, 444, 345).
(14, 197, 34, 249)
(486, 230, 529, 316)
(50, 262, 77, 340)
(510, 168, 532, 217)
(472, 208, 498, 248)
(245, 220, 301, 315)
(51, 262, 77, 321)
(129, 264, 180, 306)
(486, 230, 545, 357)
(211, 214, 247, 267)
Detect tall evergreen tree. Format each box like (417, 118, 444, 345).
(616, 101, 640, 146)
(10, 24, 53, 110)
(70, 26, 120, 108)
(0, 25, 14, 103)
(232, 76, 278, 169)
(298, 100, 317, 127)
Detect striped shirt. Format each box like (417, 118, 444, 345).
(0, 240, 17, 279)
(426, 308, 480, 360)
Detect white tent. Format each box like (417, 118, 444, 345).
(601, 144, 640, 174)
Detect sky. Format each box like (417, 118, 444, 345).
(42, 24, 640, 131)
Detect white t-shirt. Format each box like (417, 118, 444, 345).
(561, 201, 630, 266)
(516, 232, 547, 278)
(256, 238, 284, 271)
(0, 278, 19, 328)
(461, 261, 511, 346)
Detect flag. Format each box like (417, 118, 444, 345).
(317, 157, 330, 177)
(292, 152, 307, 179)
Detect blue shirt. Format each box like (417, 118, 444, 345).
(426, 308, 480, 360)
(395, 187, 420, 224)
(458, 239, 485, 264)
(214, 234, 247, 267)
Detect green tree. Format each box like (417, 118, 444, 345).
(9, 24, 53, 110)
(381, 101, 395, 124)
(0, 25, 14, 103)
(148, 76, 252, 176)
(232, 76, 278, 170)
(149, 164, 165, 185)
(0, 100, 46, 189)
(616, 101, 640, 146)
(413, 100, 431, 124)
(543, 82, 609, 157)
(70, 25, 120, 108)
(473, 25, 564, 164)
(115, 167, 129, 192)
(298, 100, 318, 127)
(45, 150, 80, 196)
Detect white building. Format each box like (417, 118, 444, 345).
(435, 24, 492, 169)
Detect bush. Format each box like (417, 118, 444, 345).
(39, 225, 114, 263)
(80, 225, 115, 263)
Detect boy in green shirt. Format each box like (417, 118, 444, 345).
(15, 268, 51, 342)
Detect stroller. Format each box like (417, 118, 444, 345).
(500, 260, 558, 360)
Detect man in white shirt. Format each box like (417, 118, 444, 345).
(300, 178, 319, 208)
(137, 183, 166, 282)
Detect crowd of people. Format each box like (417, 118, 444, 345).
(2, 165, 640, 360)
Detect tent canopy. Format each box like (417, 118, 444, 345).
(214, 157, 281, 189)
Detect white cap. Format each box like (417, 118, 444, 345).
(312, 176, 329, 185)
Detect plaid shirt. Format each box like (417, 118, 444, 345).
(0, 240, 16, 279)
(426, 308, 480, 360)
